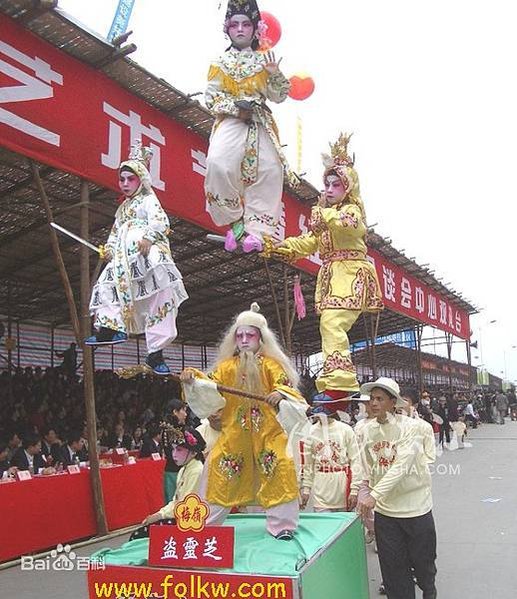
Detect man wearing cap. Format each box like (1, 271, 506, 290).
(180, 303, 308, 540)
(356, 377, 437, 599)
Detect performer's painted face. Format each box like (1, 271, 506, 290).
(324, 174, 347, 205)
(172, 445, 194, 466)
(227, 15, 255, 49)
(235, 326, 261, 353)
(119, 170, 141, 197)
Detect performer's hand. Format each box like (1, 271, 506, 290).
(138, 239, 153, 257)
(142, 512, 162, 526)
(357, 492, 376, 518)
(300, 488, 311, 509)
(265, 391, 283, 407)
(348, 493, 358, 511)
(238, 108, 253, 122)
(264, 51, 282, 74)
(179, 368, 196, 385)
(317, 192, 327, 208)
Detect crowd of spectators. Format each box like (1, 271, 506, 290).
(0, 366, 190, 478)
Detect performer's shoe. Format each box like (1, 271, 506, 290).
(242, 234, 263, 253)
(146, 350, 170, 376)
(275, 529, 294, 541)
(84, 328, 127, 346)
(311, 391, 352, 414)
(224, 229, 238, 252)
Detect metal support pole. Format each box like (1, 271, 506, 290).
(466, 340, 472, 392)
(79, 179, 108, 536)
(415, 324, 424, 395)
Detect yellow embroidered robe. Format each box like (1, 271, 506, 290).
(191, 356, 306, 509)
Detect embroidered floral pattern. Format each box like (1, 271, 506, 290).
(236, 404, 263, 432)
(206, 192, 241, 209)
(275, 373, 292, 387)
(339, 211, 359, 228)
(317, 267, 384, 313)
(309, 207, 327, 235)
(322, 351, 356, 375)
(219, 453, 244, 480)
(258, 449, 278, 477)
(241, 121, 259, 185)
(96, 315, 125, 333)
(320, 249, 365, 263)
(146, 301, 174, 328)
(247, 213, 279, 228)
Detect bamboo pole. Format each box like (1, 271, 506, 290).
(30, 161, 81, 342)
(283, 265, 292, 354)
(262, 258, 286, 347)
(80, 179, 108, 535)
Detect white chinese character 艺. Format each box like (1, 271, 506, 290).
(0, 40, 63, 146)
(101, 102, 166, 190)
(162, 537, 178, 560)
(202, 536, 223, 561)
(183, 537, 199, 560)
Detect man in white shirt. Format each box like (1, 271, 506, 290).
(357, 377, 437, 599)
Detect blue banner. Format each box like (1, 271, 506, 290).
(351, 329, 416, 352)
(107, 0, 136, 42)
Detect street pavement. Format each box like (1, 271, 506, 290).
(1, 420, 516, 598)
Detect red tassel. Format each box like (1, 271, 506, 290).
(293, 275, 306, 320)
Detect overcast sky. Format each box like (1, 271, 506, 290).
(58, 0, 517, 383)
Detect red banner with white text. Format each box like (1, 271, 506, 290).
(0, 14, 470, 339)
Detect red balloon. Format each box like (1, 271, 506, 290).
(259, 11, 282, 50)
(288, 73, 315, 101)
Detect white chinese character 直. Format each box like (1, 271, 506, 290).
(101, 102, 166, 190)
(401, 277, 412, 309)
(183, 537, 199, 560)
(382, 266, 396, 302)
(162, 537, 178, 560)
(202, 536, 223, 561)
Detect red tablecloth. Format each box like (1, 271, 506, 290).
(0, 458, 164, 562)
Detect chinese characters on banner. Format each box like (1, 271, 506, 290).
(148, 526, 235, 569)
(0, 14, 470, 340)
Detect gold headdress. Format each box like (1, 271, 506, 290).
(321, 132, 366, 224)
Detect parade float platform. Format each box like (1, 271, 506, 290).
(88, 513, 368, 598)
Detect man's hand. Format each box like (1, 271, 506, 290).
(300, 488, 311, 509)
(138, 239, 153, 257)
(348, 493, 358, 511)
(357, 492, 376, 518)
(317, 192, 327, 208)
(179, 368, 196, 385)
(142, 512, 162, 526)
(265, 391, 283, 407)
(42, 467, 57, 476)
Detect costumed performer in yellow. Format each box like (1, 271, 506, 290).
(85, 142, 188, 375)
(180, 303, 309, 540)
(266, 133, 384, 403)
(204, 0, 297, 254)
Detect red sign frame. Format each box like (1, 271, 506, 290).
(149, 525, 234, 569)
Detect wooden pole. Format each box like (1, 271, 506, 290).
(79, 179, 108, 535)
(283, 265, 292, 355)
(30, 161, 81, 342)
(262, 258, 286, 347)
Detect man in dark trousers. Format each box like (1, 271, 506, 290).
(357, 377, 437, 599)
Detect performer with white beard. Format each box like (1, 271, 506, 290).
(204, 0, 296, 253)
(180, 303, 308, 540)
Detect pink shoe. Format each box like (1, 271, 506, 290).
(224, 229, 238, 252)
(242, 234, 263, 253)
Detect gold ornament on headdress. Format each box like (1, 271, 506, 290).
(328, 132, 355, 167)
(127, 140, 154, 169)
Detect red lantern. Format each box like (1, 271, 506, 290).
(288, 72, 315, 101)
(259, 11, 282, 51)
